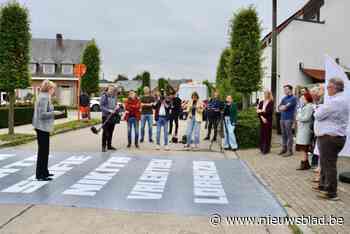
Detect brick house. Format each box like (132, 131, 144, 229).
(18, 34, 91, 106)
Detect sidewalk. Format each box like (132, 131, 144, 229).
(0, 111, 100, 135)
(238, 132, 350, 234)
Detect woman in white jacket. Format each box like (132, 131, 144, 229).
(295, 92, 314, 170)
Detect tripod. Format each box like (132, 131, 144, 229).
(209, 113, 225, 153)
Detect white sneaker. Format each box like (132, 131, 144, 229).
(165, 146, 170, 151)
(156, 145, 161, 150)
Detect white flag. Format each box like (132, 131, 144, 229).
(324, 55, 350, 157)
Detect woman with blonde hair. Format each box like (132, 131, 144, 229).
(257, 90, 274, 154)
(32, 80, 60, 181)
(185, 92, 204, 149)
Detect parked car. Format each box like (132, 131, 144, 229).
(90, 97, 101, 112)
(90, 97, 124, 113)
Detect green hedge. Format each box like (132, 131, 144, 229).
(0, 105, 67, 128)
(236, 108, 260, 149)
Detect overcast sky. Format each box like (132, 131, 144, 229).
(9, 0, 307, 81)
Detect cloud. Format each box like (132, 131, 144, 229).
(13, 0, 307, 81)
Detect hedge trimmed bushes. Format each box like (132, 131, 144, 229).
(236, 108, 260, 149)
(0, 105, 67, 128)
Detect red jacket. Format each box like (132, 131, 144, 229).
(124, 98, 141, 121)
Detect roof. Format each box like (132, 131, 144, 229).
(301, 68, 325, 81)
(262, 0, 324, 48)
(31, 38, 90, 64)
(301, 67, 350, 82)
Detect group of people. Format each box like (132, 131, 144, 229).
(256, 78, 349, 201)
(100, 85, 239, 152)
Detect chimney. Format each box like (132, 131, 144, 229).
(56, 33, 63, 47)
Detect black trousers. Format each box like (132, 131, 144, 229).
(169, 115, 179, 136)
(35, 129, 50, 179)
(207, 117, 219, 140)
(318, 135, 346, 196)
(102, 116, 116, 148)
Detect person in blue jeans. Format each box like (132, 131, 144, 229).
(278, 85, 297, 157)
(223, 96, 238, 150)
(140, 87, 155, 143)
(185, 92, 204, 149)
(124, 90, 141, 148)
(154, 90, 171, 150)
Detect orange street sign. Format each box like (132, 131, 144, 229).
(74, 64, 87, 78)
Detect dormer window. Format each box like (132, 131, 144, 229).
(30, 63, 38, 74)
(62, 64, 73, 75)
(43, 64, 55, 75)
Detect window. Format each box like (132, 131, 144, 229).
(30, 63, 37, 74)
(43, 64, 55, 74)
(62, 64, 73, 75)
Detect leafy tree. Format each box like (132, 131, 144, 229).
(141, 71, 151, 87)
(227, 6, 262, 109)
(0, 2, 31, 135)
(114, 74, 128, 82)
(158, 78, 167, 91)
(202, 80, 214, 97)
(81, 40, 100, 96)
(133, 74, 142, 81)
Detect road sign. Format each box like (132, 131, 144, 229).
(74, 64, 87, 78)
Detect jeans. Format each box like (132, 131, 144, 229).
(223, 117, 238, 149)
(127, 117, 139, 145)
(280, 119, 294, 152)
(35, 129, 50, 179)
(156, 116, 169, 145)
(186, 118, 201, 145)
(140, 114, 153, 142)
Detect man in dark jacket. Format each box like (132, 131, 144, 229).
(204, 90, 223, 142)
(100, 85, 118, 152)
(168, 91, 182, 138)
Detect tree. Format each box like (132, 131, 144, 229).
(216, 48, 232, 98)
(81, 40, 100, 96)
(114, 74, 128, 82)
(202, 80, 214, 98)
(227, 6, 262, 109)
(133, 74, 142, 81)
(141, 71, 151, 88)
(0, 2, 31, 135)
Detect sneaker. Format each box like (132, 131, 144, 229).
(283, 152, 293, 157)
(165, 146, 170, 151)
(149, 139, 154, 143)
(317, 193, 340, 201)
(127, 144, 131, 148)
(204, 136, 210, 141)
(140, 139, 144, 143)
(312, 185, 327, 193)
(156, 145, 161, 150)
(135, 144, 139, 148)
(102, 147, 107, 152)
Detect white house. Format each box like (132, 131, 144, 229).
(260, 0, 350, 104)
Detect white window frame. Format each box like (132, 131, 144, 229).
(62, 64, 73, 75)
(30, 63, 37, 74)
(43, 64, 55, 75)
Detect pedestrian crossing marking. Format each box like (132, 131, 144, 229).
(0, 150, 286, 217)
(193, 161, 228, 204)
(63, 157, 131, 196)
(127, 159, 172, 200)
(0, 156, 36, 179)
(2, 156, 91, 193)
(0, 154, 16, 161)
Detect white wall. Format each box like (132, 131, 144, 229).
(262, 0, 350, 104)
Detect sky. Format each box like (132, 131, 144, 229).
(8, 0, 307, 81)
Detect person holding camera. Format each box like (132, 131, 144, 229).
(124, 90, 141, 148)
(100, 85, 119, 152)
(154, 89, 171, 150)
(32, 80, 62, 181)
(185, 92, 204, 149)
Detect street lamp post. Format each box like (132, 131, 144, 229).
(271, 0, 277, 107)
